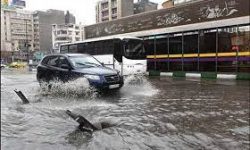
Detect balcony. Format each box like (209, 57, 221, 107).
(101, 7, 109, 11)
(55, 33, 69, 37)
(54, 26, 68, 31)
(55, 36, 71, 41)
(33, 21, 39, 25)
(101, 18, 109, 22)
(11, 32, 33, 36)
(12, 36, 32, 40)
(111, 13, 117, 18)
(33, 16, 39, 20)
(11, 22, 33, 26)
(101, 9, 109, 15)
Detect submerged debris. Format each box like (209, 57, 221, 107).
(14, 89, 29, 104)
(66, 110, 114, 133)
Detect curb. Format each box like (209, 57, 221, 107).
(147, 71, 249, 80)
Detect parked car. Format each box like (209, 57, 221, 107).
(1, 63, 7, 69)
(37, 53, 124, 90)
(9, 62, 27, 68)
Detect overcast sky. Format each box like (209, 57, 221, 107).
(25, 0, 163, 25)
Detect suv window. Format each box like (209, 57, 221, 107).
(48, 57, 59, 67)
(41, 56, 50, 65)
(41, 56, 59, 67)
(57, 56, 70, 68)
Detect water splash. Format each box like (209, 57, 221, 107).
(39, 78, 98, 99)
(121, 75, 159, 97)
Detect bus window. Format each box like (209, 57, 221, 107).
(85, 42, 94, 55)
(103, 40, 114, 55)
(69, 44, 78, 53)
(94, 41, 102, 55)
(60, 45, 69, 53)
(78, 43, 93, 55)
(78, 43, 85, 53)
(124, 39, 146, 60)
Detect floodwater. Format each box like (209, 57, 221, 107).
(1, 68, 249, 150)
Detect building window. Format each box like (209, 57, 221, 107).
(112, 8, 117, 14)
(102, 11, 109, 17)
(101, 2, 108, 9)
(111, 0, 117, 7)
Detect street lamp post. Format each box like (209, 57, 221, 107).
(24, 18, 29, 63)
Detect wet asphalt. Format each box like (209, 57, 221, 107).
(1, 68, 249, 150)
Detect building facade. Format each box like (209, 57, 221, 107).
(32, 9, 77, 54)
(65, 10, 76, 24)
(96, 0, 134, 23)
(173, 0, 201, 5)
(52, 24, 84, 52)
(96, 0, 158, 23)
(134, 0, 158, 14)
(1, 8, 34, 61)
(1, 1, 77, 62)
(162, 0, 202, 8)
(32, 9, 65, 54)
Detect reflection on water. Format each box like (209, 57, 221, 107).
(1, 69, 249, 150)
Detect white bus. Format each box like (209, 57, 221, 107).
(59, 36, 147, 75)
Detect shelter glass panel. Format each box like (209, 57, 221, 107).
(183, 32, 198, 71)
(217, 27, 238, 72)
(156, 35, 169, 71)
(144, 37, 155, 71)
(169, 34, 182, 54)
(238, 25, 250, 73)
(199, 29, 216, 71)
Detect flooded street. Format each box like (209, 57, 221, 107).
(1, 69, 249, 150)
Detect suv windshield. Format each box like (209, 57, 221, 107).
(69, 55, 102, 68)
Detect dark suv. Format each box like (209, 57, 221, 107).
(37, 53, 124, 90)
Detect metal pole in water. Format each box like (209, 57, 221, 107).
(66, 110, 98, 132)
(14, 90, 29, 104)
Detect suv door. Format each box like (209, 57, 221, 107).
(45, 56, 60, 81)
(57, 56, 72, 82)
(37, 55, 59, 82)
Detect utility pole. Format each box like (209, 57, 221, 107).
(25, 18, 29, 63)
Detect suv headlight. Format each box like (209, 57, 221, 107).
(84, 75, 100, 81)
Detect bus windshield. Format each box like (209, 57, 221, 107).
(124, 39, 145, 60)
